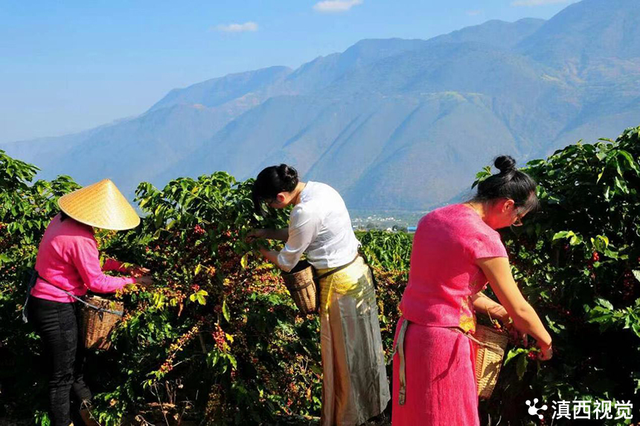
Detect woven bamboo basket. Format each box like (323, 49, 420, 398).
(282, 260, 318, 314)
(474, 324, 509, 399)
(81, 295, 124, 350)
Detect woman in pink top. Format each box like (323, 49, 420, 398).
(26, 179, 152, 426)
(392, 156, 553, 426)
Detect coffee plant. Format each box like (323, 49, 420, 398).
(479, 127, 640, 425)
(0, 151, 80, 421)
(0, 125, 639, 425)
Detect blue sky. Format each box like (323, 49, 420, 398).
(0, 0, 577, 144)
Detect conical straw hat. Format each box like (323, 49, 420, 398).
(58, 179, 140, 230)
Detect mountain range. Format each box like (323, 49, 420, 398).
(3, 0, 640, 211)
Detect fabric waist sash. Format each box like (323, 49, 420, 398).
(315, 254, 360, 280)
(317, 256, 375, 312)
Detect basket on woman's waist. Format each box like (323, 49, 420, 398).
(394, 319, 509, 405)
(471, 324, 509, 399)
(81, 294, 124, 350)
(24, 270, 124, 350)
(281, 260, 318, 315)
(281, 255, 360, 315)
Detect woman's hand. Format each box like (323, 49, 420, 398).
(472, 293, 525, 343)
(504, 319, 529, 347)
(477, 257, 553, 353)
(247, 228, 289, 242)
(135, 275, 154, 288)
(246, 229, 267, 242)
(129, 266, 150, 277)
(538, 342, 553, 361)
(257, 245, 282, 268)
(489, 304, 510, 323)
(491, 306, 529, 346)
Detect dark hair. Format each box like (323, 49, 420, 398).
(60, 211, 70, 222)
(472, 155, 540, 213)
(252, 164, 299, 216)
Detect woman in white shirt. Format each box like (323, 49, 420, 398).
(251, 164, 390, 426)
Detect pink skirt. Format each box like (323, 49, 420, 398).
(392, 318, 479, 426)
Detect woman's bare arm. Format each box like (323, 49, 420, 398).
(250, 228, 289, 241)
(477, 257, 553, 360)
(471, 292, 509, 322)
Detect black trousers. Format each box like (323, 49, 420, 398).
(28, 296, 92, 426)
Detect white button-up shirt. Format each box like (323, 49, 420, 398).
(277, 181, 359, 272)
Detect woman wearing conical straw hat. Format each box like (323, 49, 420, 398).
(25, 179, 152, 426)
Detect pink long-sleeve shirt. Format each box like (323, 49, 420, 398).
(31, 213, 136, 303)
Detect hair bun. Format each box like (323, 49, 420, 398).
(494, 155, 516, 174)
(277, 164, 298, 183)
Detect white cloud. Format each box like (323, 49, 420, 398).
(466, 10, 482, 16)
(215, 22, 259, 32)
(313, 0, 363, 13)
(511, 0, 570, 6)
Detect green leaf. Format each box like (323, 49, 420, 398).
(226, 353, 237, 370)
(569, 234, 583, 246)
(240, 253, 249, 269)
(552, 230, 582, 246)
(472, 166, 492, 189)
(587, 307, 614, 328)
(207, 351, 219, 367)
(591, 235, 609, 252)
(504, 348, 528, 365)
(516, 354, 528, 380)
(191, 289, 208, 305)
(596, 298, 614, 310)
(222, 300, 230, 322)
(618, 150, 640, 174)
(552, 231, 572, 241)
(614, 176, 629, 194)
(604, 247, 619, 259)
(633, 270, 640, 284)
(545, 316, 566, 334)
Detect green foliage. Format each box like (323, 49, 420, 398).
(479, 127, 640, 425)
(357, 230, 413, 273)
(1, 125, 640, 424)
(0, 150, 80, 420)
(85, 174, 319, 424)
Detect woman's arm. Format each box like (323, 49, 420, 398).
(250, 228, 289, 241)
(259, 247, 282, 268)
(266, 228, 289, 241)
(471, 292, 509, 322)
(477, 257, 553, 360)
(71, 236, 136, 293)
(258, 207, 318, 272)
(102, 258, 129, 273)
(102, 258, 151, 277)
